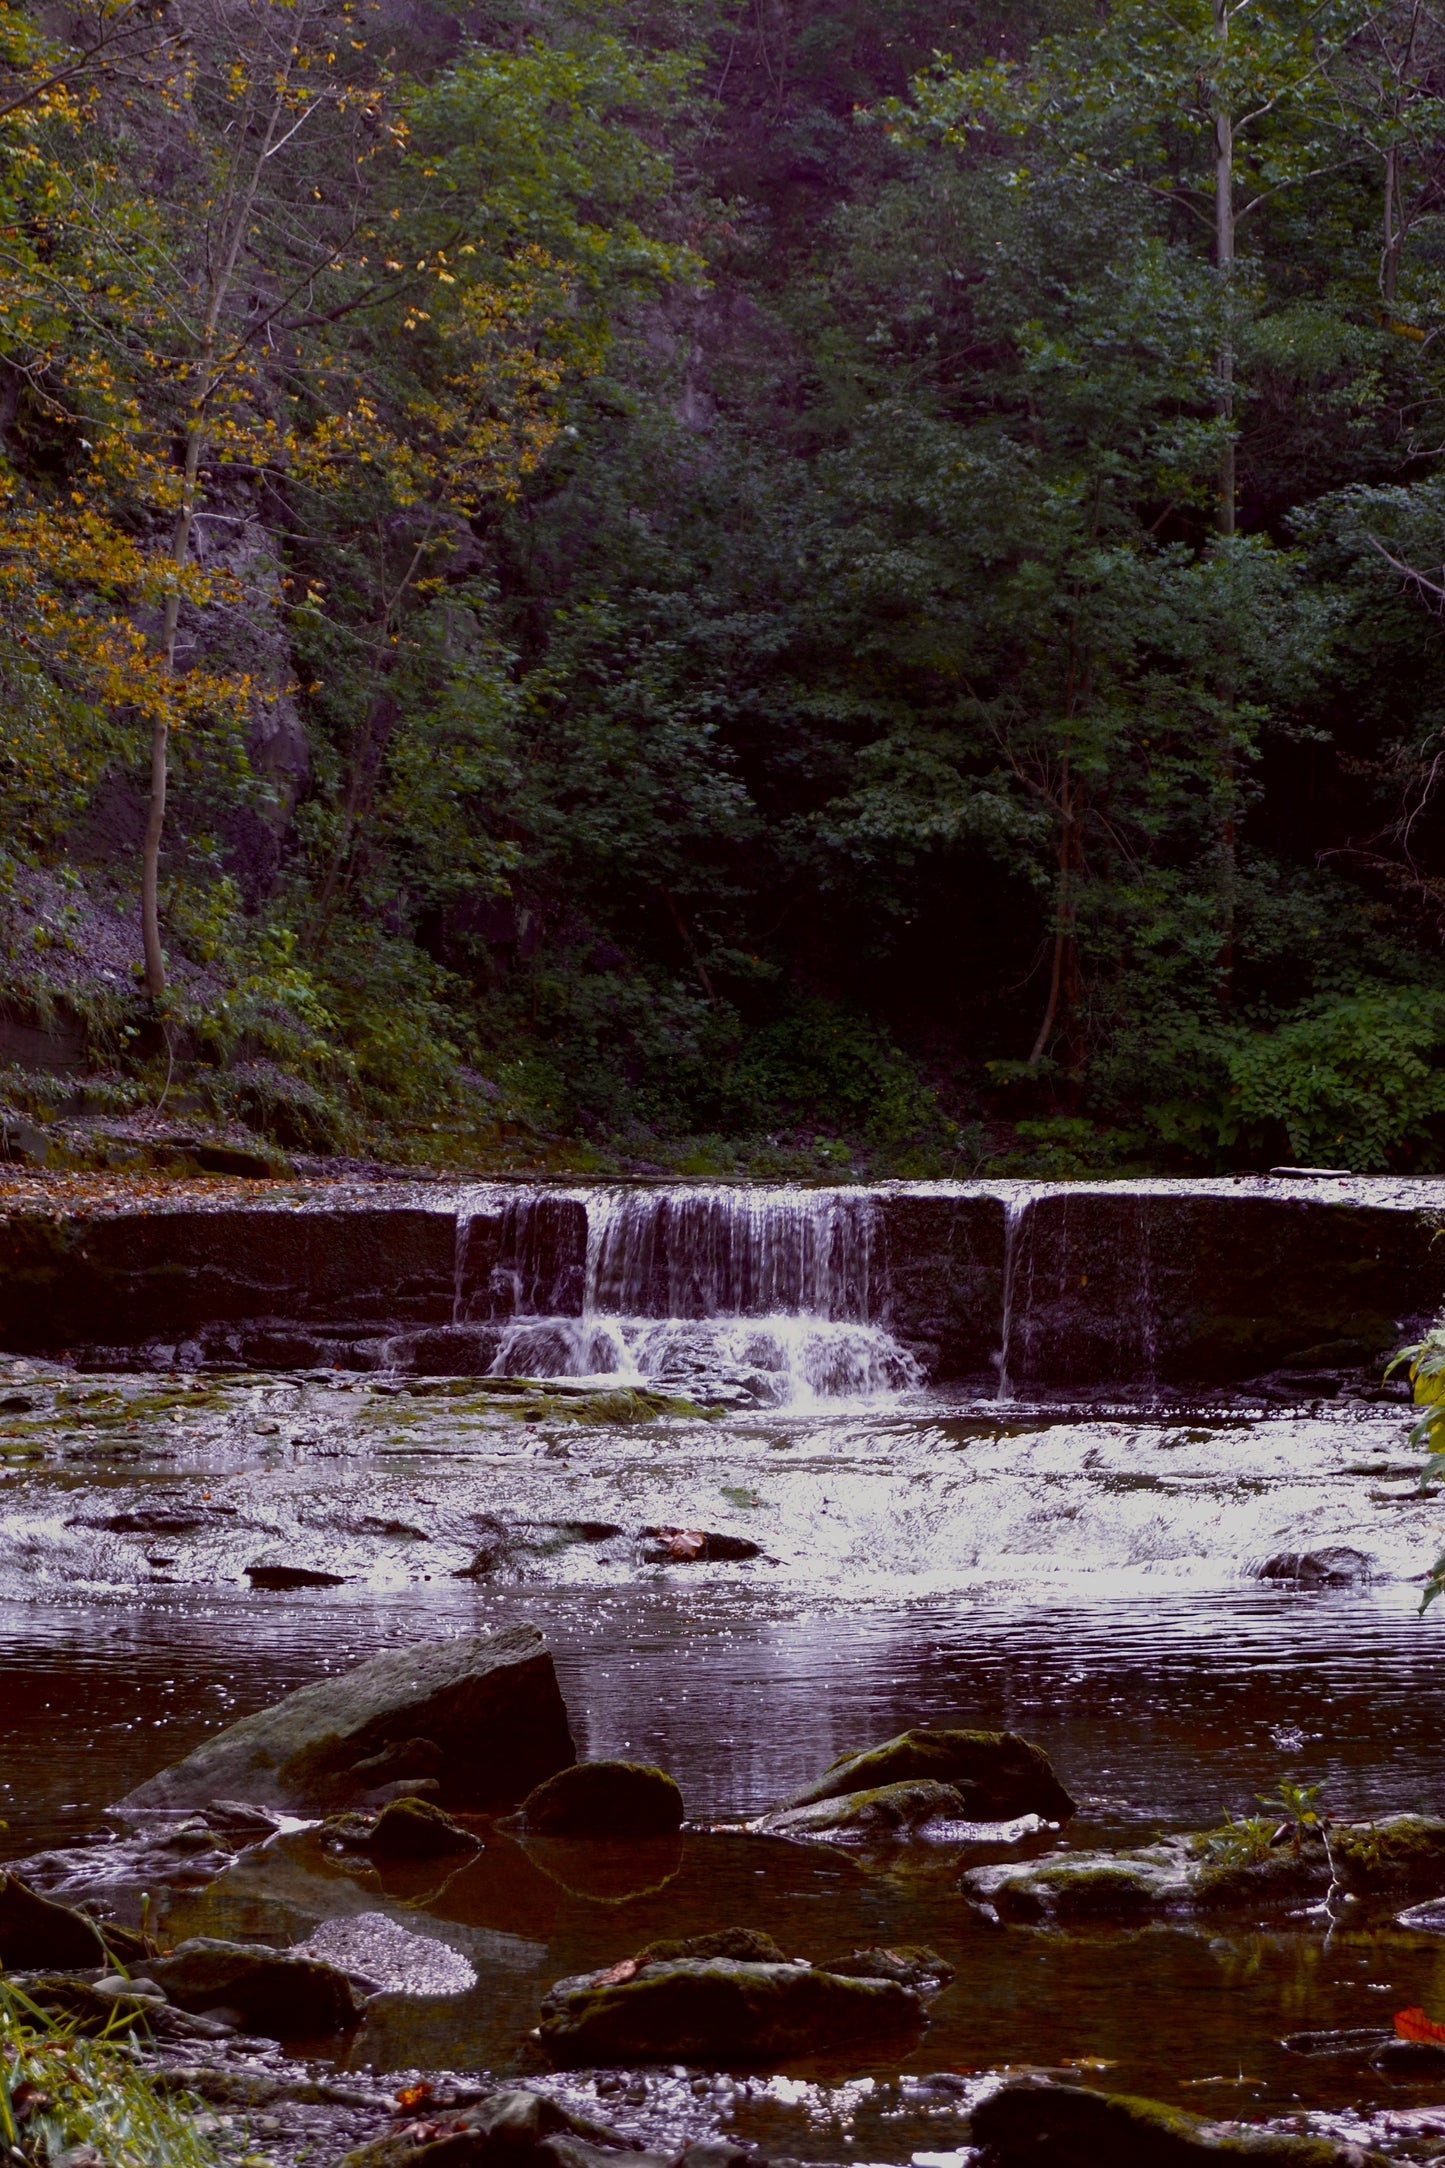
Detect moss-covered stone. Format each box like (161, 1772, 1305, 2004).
(150, 1936, 360, 2037)
(0, 1870, 147, 1969)
(967, 1829, 1347, 1921)
(516, 1760, 685, 1838)
(780, 1727, 1075, 1823)
(966, 1848, 1189, 1922)
(365, 1796, 480, 1860)
(758, 1777, 968, 1845)
(971, 2078, 1389, 2165)
(825, 1944, 955, 1990)
(538, 1956, 923, 2065)
(1332, 1814, 1445, 1896)
(634, 1929, 787, 1966)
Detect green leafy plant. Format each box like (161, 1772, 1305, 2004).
(1256, 1778, 1329, 1851)
(1193, 1813, 1277, 1866)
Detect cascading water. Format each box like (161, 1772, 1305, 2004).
(457, 1185, 922, 1405)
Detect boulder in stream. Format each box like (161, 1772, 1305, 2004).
(971, 2077, 1389, 2166)
(968, 1814, 1445, 1923)
(514, 1760, 685, 1838)
(538, 1955, 924, 2064)
(150, 1935, 361, 2036)
(364, 1797, 482, 1860)
(755, 1777, 970, 1845)
(0, 1869, 147, 1968)
(120, 1623, 576, 1813)
(965, 1835, 1335, 1921)
(778, 1727, 1075, 1823)
(1332, 1814, 1445, 1896)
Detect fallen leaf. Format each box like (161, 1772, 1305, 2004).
(595, 1958, 640, 1985)
(1395, 2008, 1445, 2044)
(394, 2083, 434, 2111)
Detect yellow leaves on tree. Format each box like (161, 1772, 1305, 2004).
(0, 490, 251, 846)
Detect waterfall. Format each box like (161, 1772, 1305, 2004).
(994, 1195, 1030, 1402)
(459, 1186, 920, 1406)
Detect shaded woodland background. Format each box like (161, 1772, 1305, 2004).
(5, 0, 1445, 1175)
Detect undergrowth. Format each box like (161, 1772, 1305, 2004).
(0, 1987, 239, 2168)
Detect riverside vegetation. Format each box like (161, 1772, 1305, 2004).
(9, 0, 1445, 1175)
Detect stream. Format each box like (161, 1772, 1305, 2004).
(3, 1178, 1445, 2160)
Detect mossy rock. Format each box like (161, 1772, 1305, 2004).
(517, 1760, 685, 1839)
(365, 1796, 480, 1860)
(969, 1831, 1343, 1923)
(0, 1871, 148, 1970)
(1332, 1815, 1445, 1897)
(758, 1778, 968, 1845)
(971, 2079, 1389, 2165)
(967, 1848, 1189, 1922)
(781, 1728, 1075, 1823)
(538, 1956, 923, 2065)
(825, 1944, 955, 1990)
(150, 1936, 360, 2037)
(635, 1929, 787, 1965)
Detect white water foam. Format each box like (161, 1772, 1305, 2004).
(460, 1184, 921, 1405)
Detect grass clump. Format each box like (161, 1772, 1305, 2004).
(0, 1985, 239, 2168)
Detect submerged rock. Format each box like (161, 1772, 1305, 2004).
(971, 2078, 1389, 2165)
(120, 1623, 576, 1813)
(756, 1777, 969, 1845)
(778, 1727, 1075, 1823)
(150, 1935, 361, 2037)
(0, 1869, 147, 1968)
(825, 1944, 955, 1991)
(538, 1955, 923, 2065)
(641, 1527, 762, 1563)
(514, 1760, 685, 1839)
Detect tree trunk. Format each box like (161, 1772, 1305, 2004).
(1214, 0, 1236, 540)
(140, 65, 293, 1000)
(1030, 753, 1076, 1067)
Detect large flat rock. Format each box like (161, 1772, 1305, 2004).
(120, 1624, 576, 1813)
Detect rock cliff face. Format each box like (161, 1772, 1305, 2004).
(1, 1176, 1442, 1388)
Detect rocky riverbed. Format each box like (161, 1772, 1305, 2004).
(5, 1333, 1445, 2163)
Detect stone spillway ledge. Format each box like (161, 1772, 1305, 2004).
(0, 1176, 1443, 1388)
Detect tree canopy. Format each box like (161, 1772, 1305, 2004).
(4, 0, 1445, 1175)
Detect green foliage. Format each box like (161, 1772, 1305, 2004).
(1386, 1323, 1445, 1608)
(1193, 1813, 1278, 1867)
(1256, 1777, 1328, 1850)
(7, 0, 1445, 1166)
(1224, 992, 1445, 1171)
(0, 1984, 224, 2168)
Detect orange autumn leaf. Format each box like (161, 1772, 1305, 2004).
(1394, 2009, 1445, 2044)
(394, 2083, 434, 2110)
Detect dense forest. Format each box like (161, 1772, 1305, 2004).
(4, 0, 1445, 1176)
